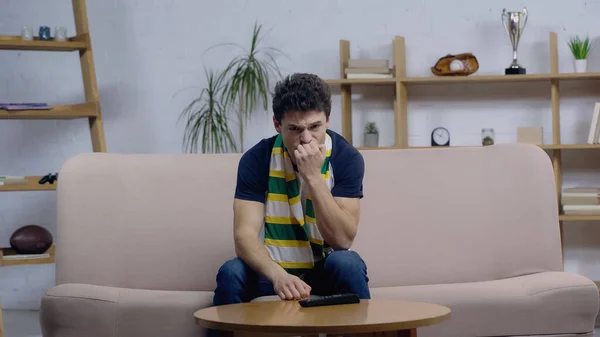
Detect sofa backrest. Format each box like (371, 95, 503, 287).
(55, 143, 562, 292)
(55, 153, 239, 291)
(353, 144, 563, 287)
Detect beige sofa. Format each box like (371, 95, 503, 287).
(40, 144, 599, 337)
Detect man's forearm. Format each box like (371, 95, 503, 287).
(305, 176, 357, 250)
(234, 230, 285, 281)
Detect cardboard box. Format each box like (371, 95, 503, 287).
(517, 127, 543, 145)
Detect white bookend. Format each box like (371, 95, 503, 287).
(588, 102, 600, 144)
(594, 102, 600, 143)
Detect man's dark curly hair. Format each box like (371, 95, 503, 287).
(272, 73, 331, 123)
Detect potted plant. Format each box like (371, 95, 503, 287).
(364, 121, 379, 147)
(568, 35, 593, 73)
(179, 68, 237, 154)
(179, 22, 287, 153)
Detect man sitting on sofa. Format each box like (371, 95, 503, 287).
(213, 73, 370, 305)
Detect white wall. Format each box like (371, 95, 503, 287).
(1, 0, 600, 309)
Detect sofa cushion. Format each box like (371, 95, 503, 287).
(251, 272, 597, 337)
(41, 283, 213, 337)
(369, 271, 599, 337)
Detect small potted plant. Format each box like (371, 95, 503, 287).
(568, 35, 593, 73)
(364, 121, 379, 147)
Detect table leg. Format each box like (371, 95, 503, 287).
(399, 329, 417, 337)
(226, 330, 416, 337)
(344, 329, 417, 337)
(229, 332, 317, 337)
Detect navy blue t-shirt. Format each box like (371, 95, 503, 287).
(234, 129, 364, 203)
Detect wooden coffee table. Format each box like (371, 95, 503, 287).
(194, 299, 450, 336)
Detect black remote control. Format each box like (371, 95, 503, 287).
(299, 293, 360, 307)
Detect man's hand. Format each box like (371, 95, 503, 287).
(294, 142, 326, 182)
(272, 271, 311, 300)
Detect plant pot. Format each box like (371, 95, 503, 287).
(575, 59, 587, 73)
(364, 133, 379, 147)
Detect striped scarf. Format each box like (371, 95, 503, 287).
(264, 133, 334, 276)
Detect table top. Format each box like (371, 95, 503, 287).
(194, 299, 451, 334)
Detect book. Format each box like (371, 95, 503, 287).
(2, 253, 50, 260)
(0, 103, 52, 110)
(348, 59, 389, 68)
(562, 196, 600, 205)
(345, 67, 391, 74)
(563, 205, 600, 215)
(563, 187, 600, 197)
(346, 73, 393, 79)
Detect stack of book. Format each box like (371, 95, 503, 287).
(345, 59, 393, 79)
(562, 187, 600, 215)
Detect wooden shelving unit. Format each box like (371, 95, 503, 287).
(325, 31, 600, 262)
(0, 0, 107, 272)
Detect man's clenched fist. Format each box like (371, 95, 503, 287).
(294, 142, 326, 181)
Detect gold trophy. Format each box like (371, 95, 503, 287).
(502, 7, 528, 75)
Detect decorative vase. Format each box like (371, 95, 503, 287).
(364, 133, 379, 147)
(575, 59, 587, 73)
(55, 26, 67, 42)
(38, 26, 51, 41)
(482, 128, 495, 146)
(21, 25, 34, 40)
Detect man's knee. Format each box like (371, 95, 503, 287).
(216, 257, 247, 284)
(324, 250, 367, 274)
(324, 250, 370, 299)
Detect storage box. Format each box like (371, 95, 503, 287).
(517, 127, 543, 145)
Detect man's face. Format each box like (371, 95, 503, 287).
(273, 110, 330, 164)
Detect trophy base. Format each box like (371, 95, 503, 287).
(505, 67, 526, 75)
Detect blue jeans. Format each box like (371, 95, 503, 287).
(213, 250, 371, 306)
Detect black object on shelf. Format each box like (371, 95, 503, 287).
(38, 173, 58, 185)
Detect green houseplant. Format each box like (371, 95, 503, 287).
(364, 121, 379, 147)
(179, 68, 237, 154)
(568, 35, 593, 73)
(179, 22, 287, 153)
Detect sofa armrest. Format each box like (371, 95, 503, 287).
(41, 283, 214, 337)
